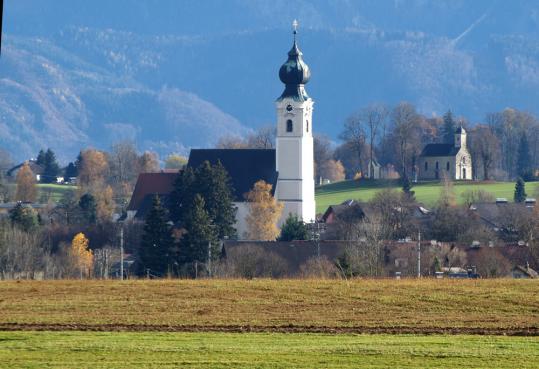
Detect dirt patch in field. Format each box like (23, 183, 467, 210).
(0, 323, 537, 336)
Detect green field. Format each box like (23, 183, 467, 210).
(315, 180, 539, 213)
(1, 280, 538, 368)
(36, 183, 76, 203)
(0, 331, 537, 369)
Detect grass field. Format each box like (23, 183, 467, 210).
(1, 280, 538, 368)
(36, 183, 76, 203)
(0, 331, 537, 369)
(1, 279, 537, 334)
(315, 179, 539, 213)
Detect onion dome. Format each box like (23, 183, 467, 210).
(277, 21, 311, 102)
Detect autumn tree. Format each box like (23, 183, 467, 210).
(244, 180, 283, 240)
(313, 134, 333, 179)
(78, 149, 109, 190)
(165, 154, 188, 169)
(319, 160, 345, 182)
(70, 232, 93, 279)
(139, 151, 160, 173)
(15, 162, 37, 202)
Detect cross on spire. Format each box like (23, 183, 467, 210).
(292, 19, 298, 34)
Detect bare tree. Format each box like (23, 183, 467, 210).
(390, 102, 421, 178)
(363, 103, 389, 178)
(246, 125, 276, 149)
(469, 125, 500, 180)
(340, 112, 367, 176)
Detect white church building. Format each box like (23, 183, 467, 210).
(127, 26, 316, 238)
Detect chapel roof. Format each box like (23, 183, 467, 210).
(420, 143, 460, 157)
(187, 149, 278, 201)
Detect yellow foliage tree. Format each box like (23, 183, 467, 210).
(78, 149, 109, 190)
(15, 162, 37, 202)
(244, 180, 284, 240)
(96, 185, 115, 222)
(70, 232, 93, 279)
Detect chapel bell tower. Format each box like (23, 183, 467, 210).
(275, 21, 316, 223)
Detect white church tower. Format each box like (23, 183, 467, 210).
(275, 21, 316, 223)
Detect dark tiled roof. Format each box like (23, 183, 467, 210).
(127, 171, 179, 212)
(7, 161, 44, 176)
(187, 149, 278, 201)
(420, 144, 459, 157)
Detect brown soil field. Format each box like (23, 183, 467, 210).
(0, 279, 537, 335)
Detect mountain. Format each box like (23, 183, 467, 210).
(2, 0, 539, 161)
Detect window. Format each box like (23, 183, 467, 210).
(286, 119, 293, 132)
(306, 120, 309, 132)
(435, 161, 439, 170)
(446, 162, 450, 171)
(424, 162, 428, 171)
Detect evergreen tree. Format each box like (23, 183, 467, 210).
(517, 134, 532, 180)
(35, 149, 46, 166)
(442, 110, 456, 144)
(65, 162, 78, 178)
(194, 161, 237, 239)
(169, 166, 196, 223)
(401, 174, 415, 201)
(9, 203, 38, 231)
(180, 194, 218, 271)
(278, 214, 309, 241)
(169, 161, 237, 239)
(139, 195, 174, 277)
(514, 177, 527, 203)
(78, 193, 97, 224)
(41, 149, 60, 183)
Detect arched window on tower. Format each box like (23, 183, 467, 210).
(306, 120, 309, 132)
(286, 119, 293, 132)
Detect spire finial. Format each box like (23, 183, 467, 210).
(292, 19, 298, 39)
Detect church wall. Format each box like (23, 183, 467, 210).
(418, 156, 455, 180)
(234, 202, 250, 240)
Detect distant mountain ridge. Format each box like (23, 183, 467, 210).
(2, 1, 539, 161)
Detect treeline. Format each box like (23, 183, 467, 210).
(218, 104, 539, 182)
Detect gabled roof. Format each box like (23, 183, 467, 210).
(420, 144, 459, 157)
(188, 149, 278, 201)
(7, 160, 44, 176)
(127, 171, 179, 212)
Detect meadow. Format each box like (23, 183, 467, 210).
(1, 279, 537, 334)
(315, 180, 539, 213)
(0, 331, 537, 369)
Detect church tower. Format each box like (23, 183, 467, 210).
(275, 21, 316, 223)
(455, 126, 466, 149)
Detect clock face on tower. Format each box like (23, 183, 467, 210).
(286, 104, 293, 112)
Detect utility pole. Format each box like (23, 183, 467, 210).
(120, 225, 124, 281)
(417, 230, 421, 278)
